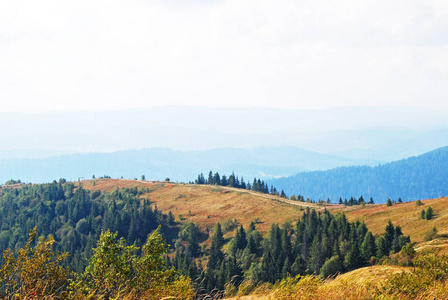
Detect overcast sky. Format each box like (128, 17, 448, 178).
(1, 0, 448, 112)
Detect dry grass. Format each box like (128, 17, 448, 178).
(224, 266, 411, 300)
(144, 184, 304, 234)
(329, 197, 448, 242)
(79, 179, 305, 234)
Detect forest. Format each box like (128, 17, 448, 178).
(0, 180, 412, 298)
(271, 146, 448, 203)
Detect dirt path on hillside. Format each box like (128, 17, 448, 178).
(132, 179, 321, 209)
(219, 186, 321, 209)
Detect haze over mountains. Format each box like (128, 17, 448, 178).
(1, 105, 448, 203)
(2, 106, 448, 161)
(0, 147, 378, 184)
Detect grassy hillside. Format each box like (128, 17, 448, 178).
(80, 178, 317, 234)
(329, 197, 448, 242)
(81, 179, 448, 243)
(225, 265, 410, 300)
(4, 178, 447, 299)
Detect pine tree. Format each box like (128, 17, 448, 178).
(236, 225, 247, 250)
(208, 223, 224, 270)
(425, 206, 434, 220)
(308, 230, 323, 275)
(376, 236, 388, 259)
(384, 220, 395, 252)
(360, 232, 376, 263)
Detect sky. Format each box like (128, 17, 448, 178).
(1, 0, 448, 112)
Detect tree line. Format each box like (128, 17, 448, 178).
(195, 171, 287, 198)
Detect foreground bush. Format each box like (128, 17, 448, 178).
(70, 226, 194, 299)
(0, 227, 193, 299)
(0, 227, 70, 299)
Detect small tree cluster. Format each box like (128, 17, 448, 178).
(195, 171, 286, 197)
(421, 206, 434, 220)
(338, 195, 372, 206)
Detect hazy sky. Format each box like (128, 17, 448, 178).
(1, 0, 448, 112)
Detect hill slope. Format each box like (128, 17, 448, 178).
(271, 146, 448, 203)
(81, 178, 315, 233)
(331, 197, 448, 243)
(81, 179, 448, 244)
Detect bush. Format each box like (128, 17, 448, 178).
(70, 227, 194, 299)
(320, 256, 343, 279)
(423, 227, 438, 242)
(0, 227, 70, 298)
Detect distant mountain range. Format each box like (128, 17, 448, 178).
(2, 106, 448, 161)
(270, 146, 448, 203)
(0, 147, 379, 184)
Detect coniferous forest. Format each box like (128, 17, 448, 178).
(0, 180, 412, 298)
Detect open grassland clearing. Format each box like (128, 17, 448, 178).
(330, 197, 448, 242)
(80, 179, 306, 234)
(143, 183, 304, 234)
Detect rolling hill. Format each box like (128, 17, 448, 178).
(79, 178, 315, 234)
(78, 178, 448, 244)
(3, 178, 448, 299)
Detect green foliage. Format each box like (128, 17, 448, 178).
(70, 227, 194, 299)
(415, 199, 423, 206)
(195, 171, 280, 196)
(421, 206, 434, 220)
(423, 226, 438, 242)
(360, 232, 376, 264)
(386, 198, 392, 206)
(400, 243, 415, 266)
(425, 206, 434, 220)
(0, 181, 170, 273)
(222, 218, 239, 233)
(4, 179, 21, 185)
(320, 255, 343, 279)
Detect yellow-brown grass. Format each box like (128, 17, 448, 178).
(225, 265, 412, 300)
(79, 179, 309, 234)
(150, 184, 315, 233)
(329, 197, 448, 242)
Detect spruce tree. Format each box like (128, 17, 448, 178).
(384, 220, 395, 253)
(360, 232, 376, 263)
(425, 206, 434, 220)
(376, 236, 388, 259)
